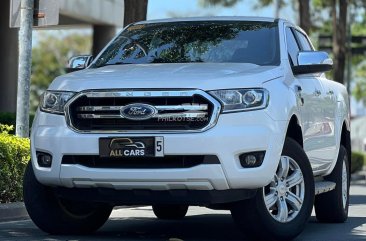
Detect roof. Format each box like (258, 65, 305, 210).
(135, 16, 279, 25)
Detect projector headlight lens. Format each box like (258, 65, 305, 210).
(209, 89, 269, 113)
(40, 91, 76, 114)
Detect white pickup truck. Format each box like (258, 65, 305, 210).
(24, 17, 350, 241)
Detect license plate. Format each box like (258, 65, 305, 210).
(99, 137, 164, 158)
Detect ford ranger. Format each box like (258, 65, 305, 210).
(23, 17, 351, 241)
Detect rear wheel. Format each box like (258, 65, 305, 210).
(314, 145, 350, 223)
(152, 204, 189, 220)
(231, 138, 314, 241)
(23, 162, 112, 234)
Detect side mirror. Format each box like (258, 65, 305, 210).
(293, 51, 333, 75)
(65, 55, 93, 73)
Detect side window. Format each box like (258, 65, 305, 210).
(285, 27, 300, 66)
(294, 30, 313, 51)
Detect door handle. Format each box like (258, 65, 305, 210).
(295, 85, 302, 92)
(314, 90, 321, 96)
(295, 85, 304, 105)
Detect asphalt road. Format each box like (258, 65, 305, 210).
(0, 180, 365, 241)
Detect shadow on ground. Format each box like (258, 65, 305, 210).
(0, 187, 365, 241)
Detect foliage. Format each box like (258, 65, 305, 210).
(0, 125, 30, 203)
(199, 0, 242, 7)
(0, 113, 34, 134)
(351, 151, 365, 174)
(253, 0, 287, 10)
(31, 33, 91, 114)
(200, 0, 286, 8)
(353, 61, 366, 104)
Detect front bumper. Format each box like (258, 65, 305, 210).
(31, 109, 288, 191)
(55, 187, 257, 205)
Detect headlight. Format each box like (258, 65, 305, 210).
(209, 88, 269, 113)
(40, 91, 76, 114)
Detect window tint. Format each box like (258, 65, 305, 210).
(285, 28, 300, 66)
(92, 21, 280, 68)
(294, 30, 313, 51)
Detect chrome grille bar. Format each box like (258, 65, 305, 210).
(77, 112, 208, 119)
(77, 106, 121, 111)
(77, 104, 208, 112)
(65, 90, 221, 133)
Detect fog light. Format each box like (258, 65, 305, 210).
(245, 155, 257, 165)
(239, 151, 265, 168)
(36, 152, 52, 168)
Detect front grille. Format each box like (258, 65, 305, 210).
(62, 155, 220, 169)
(66, 90, 219, 132)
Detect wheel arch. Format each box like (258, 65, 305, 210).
(285, 115, 303, 148)
(340, 121, 351, 171)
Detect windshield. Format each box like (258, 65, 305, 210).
(92, 21, 280, 68)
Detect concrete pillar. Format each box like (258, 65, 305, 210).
(92, 25, 116, 56)
(0, 0, 19, 113)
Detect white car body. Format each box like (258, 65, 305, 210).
(31, 16, 350, 196)
(25, 16, 352, 240)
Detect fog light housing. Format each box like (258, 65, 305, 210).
(36, 152, 52, 168)
(239, 151, 265, 168)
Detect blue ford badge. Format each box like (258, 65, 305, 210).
(120, 103, 157, 120)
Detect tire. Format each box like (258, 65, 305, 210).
(314, 145, 350, 223)
(152, 204, 189, 220)
(23, 161, 113, 235)
(231, 137, 315, 241)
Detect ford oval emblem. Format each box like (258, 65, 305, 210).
(120, 103, 157, 120)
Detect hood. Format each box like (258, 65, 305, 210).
(49, 63, 283, 92)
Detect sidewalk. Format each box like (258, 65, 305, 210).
(0, 204, 140, 223)
(0, 202, 28, 222)
(351, 167, 366, 182)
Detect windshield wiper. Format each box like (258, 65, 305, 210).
(96, 62, 136, 68)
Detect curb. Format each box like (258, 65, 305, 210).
(0, 202, 29, 222)
(0, 203, 140, 223)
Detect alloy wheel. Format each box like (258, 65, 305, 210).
(263, 155, 305, 223)
(341, 157, 348, 209)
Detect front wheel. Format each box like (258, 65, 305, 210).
(23, 162, 113, 235)
(231, 138, 315, 241)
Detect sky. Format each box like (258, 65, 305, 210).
(147, 0, 296, 22)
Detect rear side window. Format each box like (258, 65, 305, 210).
(285, 28, 300, 66)
(294, 30, 313, 51)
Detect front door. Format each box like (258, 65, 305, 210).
(285, 26, 329, 172)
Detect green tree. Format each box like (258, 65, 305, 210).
(199, 0, 241, 7)
(201, 0, 353, 85)
(124, 0, 148, 27)
(331, 0, 348, 85)
(353, 62, 366, 104)
(30, 33, 91, 113)
(200, 0, 310, 31)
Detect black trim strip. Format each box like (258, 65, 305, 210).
(55, 187, 257, 205)
(62, 155, 220, 169)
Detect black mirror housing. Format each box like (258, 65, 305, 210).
(293, 64, 333, 75)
